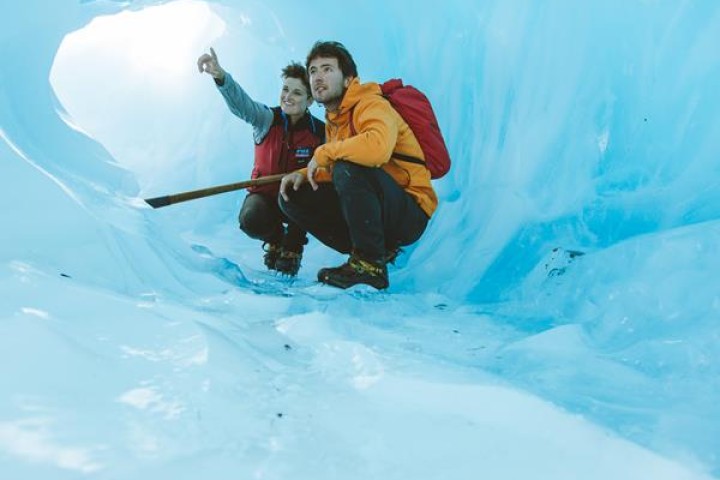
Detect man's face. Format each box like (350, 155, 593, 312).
(308, 56, 350, 109)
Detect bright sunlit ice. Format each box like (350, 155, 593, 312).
(57, 0, 224, 78)
(49, 0, 226, 188)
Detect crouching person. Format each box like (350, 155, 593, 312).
(279, 41, 437, 289)
(197, 48, 324, 276)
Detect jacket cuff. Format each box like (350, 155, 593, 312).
(314, 145, 333, 168)
(215, 72, 231, 90)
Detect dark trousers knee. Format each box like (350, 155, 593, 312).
(239, 193, 282, 243)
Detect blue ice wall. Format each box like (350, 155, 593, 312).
(5, 0, 720, 300)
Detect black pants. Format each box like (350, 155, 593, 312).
(238, 192, 307, 251)
(278, 161, 429, 261)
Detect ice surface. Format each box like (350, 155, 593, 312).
(1, 0, 718, 478)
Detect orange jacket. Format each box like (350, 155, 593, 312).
(312, 78, 438, 217)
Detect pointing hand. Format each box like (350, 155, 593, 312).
(197, 47, 226, 82)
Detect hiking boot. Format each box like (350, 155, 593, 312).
(318, 254, 388, 290)
(262, 242, 281, 270)
(275, 250, 302, 277)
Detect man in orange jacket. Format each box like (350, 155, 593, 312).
(279, 41, 438, 289)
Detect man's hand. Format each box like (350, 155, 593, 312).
(197, 47, 226, 82)
(280, 172, 307, 202)
(306, 158, 320, 191)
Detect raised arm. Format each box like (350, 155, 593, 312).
(197, 48, 273, 143)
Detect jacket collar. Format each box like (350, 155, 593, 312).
(327, 78, 382, 124)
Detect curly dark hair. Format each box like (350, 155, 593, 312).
(281, 62, 311, 98)
(305, 40, 358, 78)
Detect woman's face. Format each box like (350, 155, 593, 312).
(279, 77, 311, 118)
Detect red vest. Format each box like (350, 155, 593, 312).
(251, 108, 324, 196)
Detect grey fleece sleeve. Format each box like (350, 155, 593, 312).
(216, 73, 274, 144)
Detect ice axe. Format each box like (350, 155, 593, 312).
(144, 172, 287, 209)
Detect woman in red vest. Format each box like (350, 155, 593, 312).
(198, 48, 325, 276)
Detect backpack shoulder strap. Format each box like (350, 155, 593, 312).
(349, 106, 357, 137)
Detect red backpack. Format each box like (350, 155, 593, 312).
(350, 79, 451, 179)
